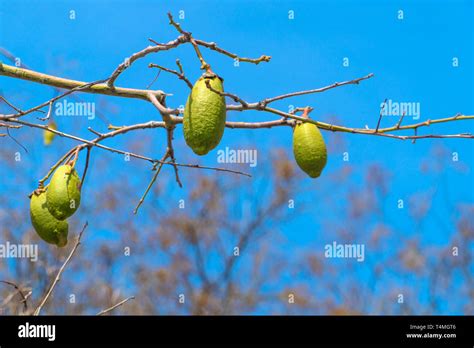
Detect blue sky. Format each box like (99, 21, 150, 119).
(1, 0, 473, 314)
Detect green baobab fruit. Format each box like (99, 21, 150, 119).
(46, 164, 82, 220)
(30, 190, 68, 247)
(183, 72, 226, 155)
(293, 119, 327, 178)
(43, 121, 57, 146)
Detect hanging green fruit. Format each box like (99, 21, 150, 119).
(292, 108, 327, 178)
(183, 71, 226, 155)
(46, 164, 82, 220)
(43, 121, 57, 146)
(30, 190, 68, 247)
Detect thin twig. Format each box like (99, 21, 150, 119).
(167, 13, 271, 66)
(146, 69, 162, 89)
(97, 296, 135, 315)
(0, 95, 25, 113)
(106, 34, 189, 87)
(33, 222, 88, 316)
(147, 90, 183, 187)
(37, 101, 54, 121)
(87, 127, 103, 137)
(204, 80, 248, 107)
(167, 12, 209, 70)
(375, 98, 388, 132)
(81, 146, 92, 188)
(261, 73, 374, 105)
(148, 38, 163, 46)
(0, 122, 21, 129)
(149, 62, 193, 89)
(395, 111, 406, 129)
(5, 126, 28, 153)
(175, 59, 185, 75)
(194, 39, 271, 64)
(166, 127, 183, 187)
(0, 280, 29, 312)
(134, 151, 169, 215)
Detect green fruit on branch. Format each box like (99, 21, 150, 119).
(30, 190, 68, 247)
(46, 164, 82, 220)
(43, 121, 57, 146)
(183, 71, 226, 155)
(292, 111, 327, 178)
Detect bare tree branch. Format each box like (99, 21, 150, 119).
(2, 63, 471, 140)
(167, 12, 210, 70)
(8, 118, 251, 177)
(107, 34, 189, 87)
(0, 63, 166, 110)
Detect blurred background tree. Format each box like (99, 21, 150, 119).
(1, 140, 472, 315)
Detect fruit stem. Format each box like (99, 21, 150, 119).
(67, 148, 80, 168)
(29, 186, 47, 198)
(38, 146, 77, 186)
(301, 106, 313, 119)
